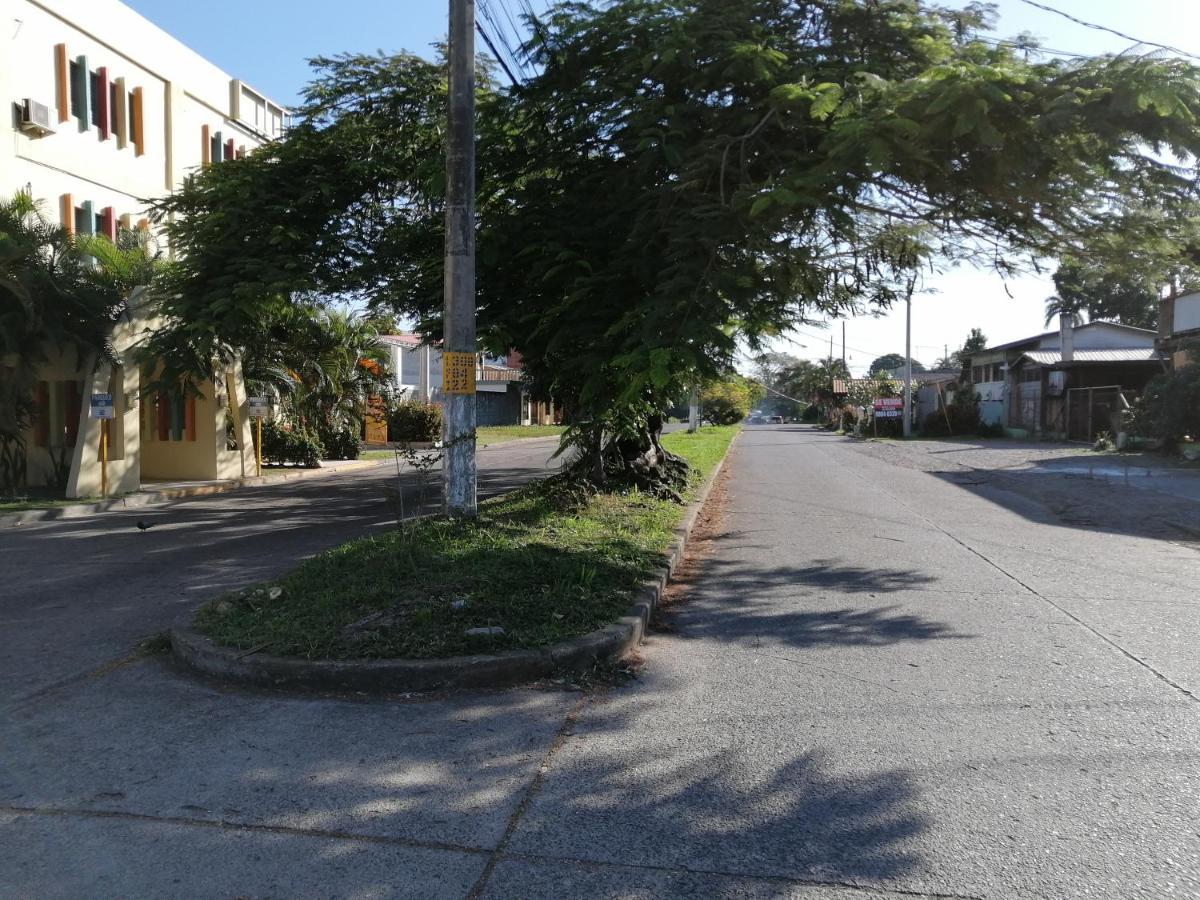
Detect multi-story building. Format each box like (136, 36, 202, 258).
(2, 0, 288, 496)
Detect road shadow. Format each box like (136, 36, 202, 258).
(656, 548, 969, 652)
(511, 735, 930, 887)
(932, 466, 1200, 544)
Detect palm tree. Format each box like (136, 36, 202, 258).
(0, 193, 147, 495)
(1044, 293, 1088, 328)
(243, 303, 391, 436)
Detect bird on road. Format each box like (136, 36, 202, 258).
(135, 520, 158, 531)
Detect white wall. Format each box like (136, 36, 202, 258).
(3, 0, 283, 231)
(1175, 292, 1200, 335)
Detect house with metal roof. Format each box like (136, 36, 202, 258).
(1157, 291, 1200, 369)
(966, 321, 1167, 441)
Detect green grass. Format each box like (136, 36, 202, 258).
(359, 426, 565, 460)
(478, 425, 566, 442)
(196, 425, 739, 660)
(0, 494, 103, 513)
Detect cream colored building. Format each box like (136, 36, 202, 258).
(2, 0, 287, 496)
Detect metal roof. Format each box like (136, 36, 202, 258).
(984, 322, 1157, 354)
(1019, 348, 1165, 365)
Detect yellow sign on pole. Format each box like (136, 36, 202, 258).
(442, 351, 477, 395)
(100, 420, 108, 498)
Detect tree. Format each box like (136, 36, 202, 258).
(1050, 262, 1159, 330)
(954, 328, 989, 383)
(241, 304, 391, 441)
(0, 193, 154, 495)
(701, 376, 759, 425)
(869, 353, 926, 376)
(148, 1, 1200, 493)
(1043, 293, 1089, 328)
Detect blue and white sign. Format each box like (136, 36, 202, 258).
(89, 393, 114, 419)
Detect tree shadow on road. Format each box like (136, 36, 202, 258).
(658, 555, 970, 651)
(932, 468, 1200, 545)
(508, 737, 931, 888)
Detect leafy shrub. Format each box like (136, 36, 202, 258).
(977, 420, 1005, 438)
(873, 416, 904, 438)
(259, 420, 324, 467)
(801, 404, 820, 422)
(388, 400, 443, 443)
(701, 377, 757, 425)
(921, 401, 980, 437)
(1127, 365, 1200, 447)
(318, 424, 363, 460)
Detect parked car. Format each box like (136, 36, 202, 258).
(768, 415, 784, 424)
(748, 415, 765, 424)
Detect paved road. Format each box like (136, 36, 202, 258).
(4, 426, 1199, 898)
(0, 437, 564, 701)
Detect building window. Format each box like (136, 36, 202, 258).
(73, 204, 93, 236)
(89, 71, 103, 129)
(69, 60, 86, 120)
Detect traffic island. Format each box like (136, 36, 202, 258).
(170, 427, 739, 692)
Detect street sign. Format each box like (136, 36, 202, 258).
(89, 393, 114, 419)
(248, 397, 270, 418)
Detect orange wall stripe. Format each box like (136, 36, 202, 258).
(60, 194, 73, 235)
(54, 44, 69, 123)
(201, 124, 211, 166)
(114, 77, 128, 148)
(132, 87, 145, 156)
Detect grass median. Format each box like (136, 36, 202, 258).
(196, 426, 738, 660)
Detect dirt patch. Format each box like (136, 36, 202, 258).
(652, 458, 733, 626)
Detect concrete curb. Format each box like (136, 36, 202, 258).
(1, 459, 384, 527)
(170, 433, 737, 693)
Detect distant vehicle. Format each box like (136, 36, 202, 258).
(748, 415, 765, 424)
(768, 415, 784, 424)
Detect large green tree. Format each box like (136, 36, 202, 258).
(148, 0, 1200, 487)
(869, 353, 926, 375)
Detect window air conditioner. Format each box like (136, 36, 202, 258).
(19, 99, 54, 136)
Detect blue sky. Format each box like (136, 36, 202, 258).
(124, 1, 1200, 372)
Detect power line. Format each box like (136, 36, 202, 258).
(475, 20, 520, 86)
(478, 0, 533, 81)
(1015, 0, 1200, 62)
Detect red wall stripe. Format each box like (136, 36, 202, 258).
(97, 67, 110, 140)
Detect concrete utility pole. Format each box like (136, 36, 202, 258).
(903, 282, 913, 438)
(688, 385, 700, 433)
(443, 0, 478, 517)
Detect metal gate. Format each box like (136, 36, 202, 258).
(1066, 386, 1130, 443)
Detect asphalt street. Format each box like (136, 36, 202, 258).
(0, 437, 565, 701)
(3, 426, 1199, 898)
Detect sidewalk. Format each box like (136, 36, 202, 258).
(1, 457, 382, 527)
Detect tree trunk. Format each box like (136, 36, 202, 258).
(613, 412, 687, 500)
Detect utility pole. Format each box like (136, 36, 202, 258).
(688, 385, 700, 433)
(443, 0, 477, 517)
(841, 321, 846, 371)
(903, 280, 914, 438)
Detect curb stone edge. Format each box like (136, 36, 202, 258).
(169, 431, 738, 693)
